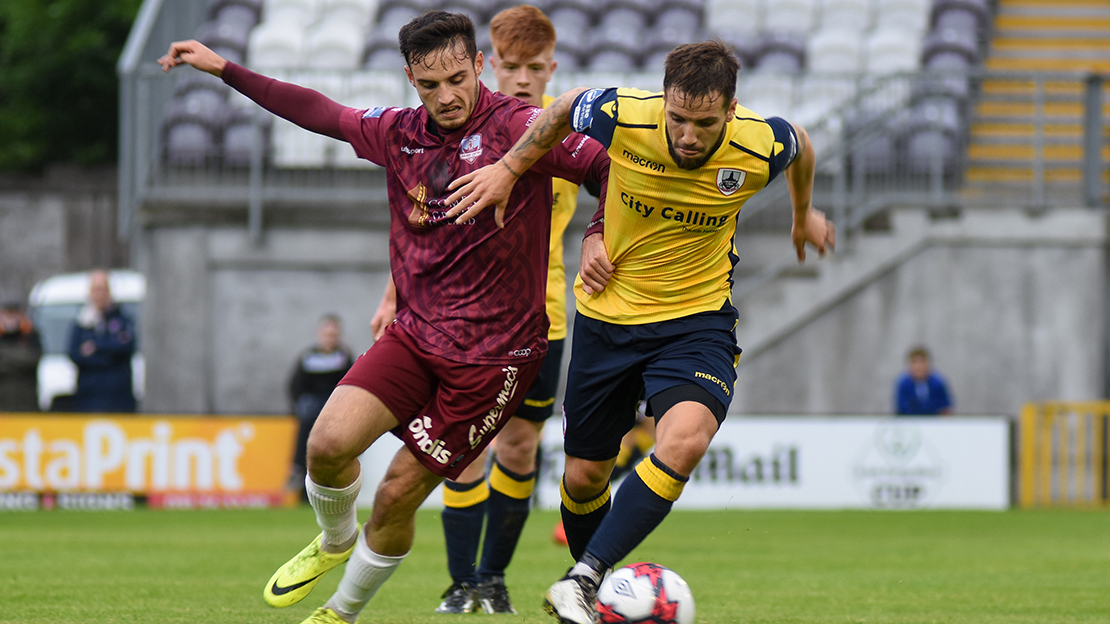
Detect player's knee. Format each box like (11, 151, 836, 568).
(305, 429, 355, 476)
(563, 458, 612, 499)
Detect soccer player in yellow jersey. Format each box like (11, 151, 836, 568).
(446, 40, 834, 624)
(369, 5, 592, 615)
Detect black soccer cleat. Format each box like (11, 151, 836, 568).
(476, 576, 517, 614)
(436, 581, 478, 614)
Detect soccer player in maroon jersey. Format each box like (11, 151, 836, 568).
(159, 12, 608, 624)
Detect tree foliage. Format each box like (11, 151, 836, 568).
(0, 0, 142, 171)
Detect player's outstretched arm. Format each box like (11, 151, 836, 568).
(444, 87, 588, 226)
(158, 40, 227, 77)
(785, 122, 835, 262)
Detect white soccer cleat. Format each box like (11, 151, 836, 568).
(543, 572, 601, 624)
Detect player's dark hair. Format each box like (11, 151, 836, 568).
(490, 5, 556, 60)
(398, 11, 478, 68)
(663, 39, 739, 107)
(908, 346, 931, 360)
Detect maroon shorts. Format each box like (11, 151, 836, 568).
(338, 323, 543, 480)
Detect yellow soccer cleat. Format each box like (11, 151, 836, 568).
(300, 607, 350, 624)
(264, 532, 357, 608)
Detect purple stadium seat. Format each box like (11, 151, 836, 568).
(931, 0, 990, 35)
(222, 106, 272, 168)
(208, 0, 262, 28)
(922, 25, 979, 66)
(196, 19, 251, 66)
(754, 32, 806, 73)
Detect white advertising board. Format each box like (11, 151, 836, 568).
(358, 416, 1010, 511)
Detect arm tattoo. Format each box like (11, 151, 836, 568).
(506, 91, 577, 167)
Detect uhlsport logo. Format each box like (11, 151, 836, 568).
(408, 416, 451, 465)
(459, 134, 483, 164)
(852, 424, 945, 508)
(716, 168, 746, 196)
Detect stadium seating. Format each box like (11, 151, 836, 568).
(156, 0, 993, 178)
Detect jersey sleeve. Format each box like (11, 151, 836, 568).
(338, 106, 402, 167)
(765, 117, 799, 184)
(569, 88, 619, 149)
(506, 105, 610, 187)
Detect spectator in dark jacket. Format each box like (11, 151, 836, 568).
(0, 299, 43, 411)
(288, 314, 355, 496)
(895, 346, 953, 416)
(68, 271, 137, 412)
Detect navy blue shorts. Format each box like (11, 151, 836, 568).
(515, 338, 565, 422)
(562, 307, 741, 461)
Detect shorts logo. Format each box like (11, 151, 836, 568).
(409, 415, 452, 464)
(468, 366, 519, 449)
(717, 168, 746, 196)
(459, 134, 483, 164)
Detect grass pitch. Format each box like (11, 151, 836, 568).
(2, 507, 1109, 623)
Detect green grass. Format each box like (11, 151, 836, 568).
(2, 508, 1110, 623)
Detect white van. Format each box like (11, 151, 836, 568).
(27, 270, 145, 411)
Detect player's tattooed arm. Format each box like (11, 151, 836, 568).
(444, 88, 588, 226)
(785, 122, 835, 262)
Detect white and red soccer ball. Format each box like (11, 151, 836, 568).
(595, 562, 695, 624)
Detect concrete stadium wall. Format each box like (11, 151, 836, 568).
(732, 211, 1107, 417)
(0, 167, 126, 303)
(134, 206, 1107, 418)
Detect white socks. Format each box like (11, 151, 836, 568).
(305, 473, 362, 551)
(326, 529, 407, 621)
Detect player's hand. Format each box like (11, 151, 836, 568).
(444, 159, 519, 228)
(157, 40, 228, 77)
(370, 301, 395, 341)
(579, 233, 613, 295)
(791, 206, 835, 263)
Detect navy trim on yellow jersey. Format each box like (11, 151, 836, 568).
(617, 123, 657, 129)
(765, 117, 799, 183)
(571, 87, 621, 149)
(729, 141, 769, 162)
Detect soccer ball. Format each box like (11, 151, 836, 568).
(595, 562, 695, 624)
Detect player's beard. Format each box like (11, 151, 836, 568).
(666, 126, 727, 170)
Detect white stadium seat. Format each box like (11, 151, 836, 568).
(265, 0, 319, 24)
(248, 18, 306, 69)
(865, 27, 922, 74)
(875, 0, 930, 35)
(319, 0, 376, 26)
(764, 0, 817, 34)
(303, 17, 365, 69)
(704, 0, 763, 39)
(806, 27, 863, 73)
(819, 0, 872, 34)
(740, 72, 797, 120)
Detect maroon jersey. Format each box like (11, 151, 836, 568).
(221, 64, 608, 365)
(338, 87, 606, 364)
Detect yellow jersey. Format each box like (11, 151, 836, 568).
(568, 87, 798, 325)
(545, 94, 581, 341)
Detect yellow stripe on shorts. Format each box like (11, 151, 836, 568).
(560, 478, 611, 515)
(443, 480, 490, 508)
(490, 463, 535, 500)
(635, 458, 686, 502)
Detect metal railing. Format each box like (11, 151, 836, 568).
(118, 2, 1109, 248)
(1019, 402, 1110, 508)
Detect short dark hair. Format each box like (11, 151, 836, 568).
(908, 346, 930, 360)
(663, 39, 740, 106)
(398, 11, 478, 68)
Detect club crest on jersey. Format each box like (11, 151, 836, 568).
(716, 168, 746, 196)
(459, 134, 483, 164)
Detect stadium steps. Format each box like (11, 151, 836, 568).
(961, 0, 1110, 203)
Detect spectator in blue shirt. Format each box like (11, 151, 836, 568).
(68, 270, 137, 412)
(895, 346, 952, 416)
